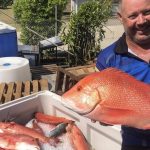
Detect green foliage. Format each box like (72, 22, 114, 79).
(62, 0, 112, 66)
(13, 0, 67, 45)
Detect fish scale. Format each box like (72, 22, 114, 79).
(62, 67, 150, 130)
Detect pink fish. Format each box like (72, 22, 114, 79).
(0, 133, 40, 150)
(0, 122, 49, 143)
(26, 112, 91, 150)
(62, 67, 150, 130)
(35, 112, 73, 125)
(0, 112, 90, 150)
(66, 123, 91, 150)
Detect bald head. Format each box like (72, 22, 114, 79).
(118, 0, 150, 13)
(117, 0, 150, 46)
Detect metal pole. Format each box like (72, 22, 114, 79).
(55, 5, 58, 36)
(55, 5, 58, 63)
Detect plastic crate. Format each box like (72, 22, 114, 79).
(0, 91, 122, 150)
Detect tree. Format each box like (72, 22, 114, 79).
(62, 0, 112, 66)
(13, 0, 68, 45)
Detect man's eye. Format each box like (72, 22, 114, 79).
(128, 15, 137, 19)
(144, 10, 150, 16)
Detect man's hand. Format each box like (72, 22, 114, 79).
(99, 122, 113, 126)
(91, 119, 113, 126)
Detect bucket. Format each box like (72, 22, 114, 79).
(0, 57, 31, 83)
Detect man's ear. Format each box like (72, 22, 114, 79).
(117, 12, 123, 23)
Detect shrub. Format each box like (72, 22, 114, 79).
(13, 0, 67, 45)
(62, 0, 112, 66)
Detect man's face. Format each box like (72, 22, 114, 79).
(118, 0, 150, 45)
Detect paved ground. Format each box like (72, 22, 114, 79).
(101, 23, 124, 49)
(41, 74, 57, 92)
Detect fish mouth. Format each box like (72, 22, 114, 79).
(61, 97, 99, 115)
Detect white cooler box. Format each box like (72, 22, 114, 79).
(0, 91, 122, 150)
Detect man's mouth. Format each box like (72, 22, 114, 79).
(136, 28, 149, 35)
(137, 24, 150, 33)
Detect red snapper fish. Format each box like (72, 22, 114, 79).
(62, 67, 150, 130)
(0, 113, 90, 150)
(0, 133, 40, 150)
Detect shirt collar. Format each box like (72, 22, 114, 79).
(115, 33, 128, 54)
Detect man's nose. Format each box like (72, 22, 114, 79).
(137, 14, 146, 25)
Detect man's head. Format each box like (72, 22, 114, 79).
(117, 0, 150, 46)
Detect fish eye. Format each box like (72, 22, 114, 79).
(77, 85, 82, 91)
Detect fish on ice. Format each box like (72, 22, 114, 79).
(0, 112, 91, 150)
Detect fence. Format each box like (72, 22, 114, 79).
(0, 5, 124, 62)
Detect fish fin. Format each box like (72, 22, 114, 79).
(105, 68, 150, 87)
(85, 105, 136, 126)
(103, 67, 136, 80)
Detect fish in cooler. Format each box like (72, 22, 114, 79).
(0, 133, 40, 150)
(0, 112, 91, 150)
(62, 67, 150, 130)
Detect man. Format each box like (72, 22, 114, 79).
(96, 0, 150, 149)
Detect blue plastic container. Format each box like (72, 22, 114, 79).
(0, 22, 18, 57)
